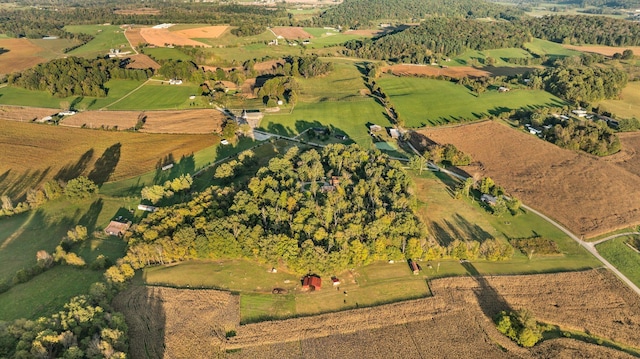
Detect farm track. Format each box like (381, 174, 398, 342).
(100, 79, 151, 110)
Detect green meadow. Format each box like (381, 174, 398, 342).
(377, 76, 565, 126)
(454, 47, 533, 67)
(107, 81, 204, 110)
(523, 38, 582, 59)
(597, 236, 640, 287)
(65, 24, 133, 58)
(597, 81, 640, 120)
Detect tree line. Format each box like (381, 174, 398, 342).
(343, 17, 531, 62)
(309, 0, 523, 29)
(8, 56, 152, 97)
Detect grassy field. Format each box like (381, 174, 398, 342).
(412, 169, 601, 275)
(523, 38, 582, 59)
(143, 47, 193, 61)
(0, 79, 145, 109)
(65, 25, 133, 58)
(0, 266, 103, 320)
(597, 236, 640, 287)
(454, 47, 533, 67)
(30, 38, 80, 60)
(0, 195, 131, 284)
(597, 81, 640, 120)
(377, 76, 565, 126)
(107, 81, 205, 110)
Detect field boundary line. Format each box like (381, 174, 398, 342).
(100, 79, 151, 110)
(123, 28, 139, 55)
(0, 211, 36, 250)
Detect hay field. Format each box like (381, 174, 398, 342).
(0, 38, 46, 74)
(173, 25, 229, 39)
(383, 64, 490, 78)
(0, 105, 57, 121)
(139, 28, 211, 48)
(224, 269, 640, 358)
(597, 81, 640, 120)
(58, 109, 223, 133)
(562, 44, 640, 57)
(113, 286, 238, 359)
(123, 28, 147, 48)
(271, 27, 313, 39)
(416, 121, 640, 237)
(125, 54, 160, 70)
(0, 120, 216, 199)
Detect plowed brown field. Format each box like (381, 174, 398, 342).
(254, 59, 285, 72)
(0, 106, 57, 122)
(562, 44, 640, 57)
(174, 26, 228, 39)
(605, 131, 640, 178)
(139, 28, 211, 47)
(416, 121, 640, 237)
(123, 28, 147, 48)
(125, 54, 160, 70)
(271, 27, 312, 39)
(383, 64, 491, 78)
(118, 269, 639, 358)
(59, 109, 224, 134)
(0, 38, 46, 74)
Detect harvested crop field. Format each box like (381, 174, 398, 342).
(383, 64, 491, 78)
(0, 106, 58, 122)
(113, 286, 239, 359)
(606, 131, 640, 177)
(562, 44, 640, 57)
(116, 269, 640, 358)
(254, 59, 285, 72)
(0, 38, 46, 74)
(416, 121, 640, 237)
(271, 27, 313, 39)
(173, 25, 228, 39)
(125, 54, 160, 70)
(0, 120, 216, 199)
(59, 109, 224, 134)
(139, 28, 211, 48)
(123, 28, 147, 48)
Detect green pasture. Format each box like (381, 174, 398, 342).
(261, 99, 389, 148)
(597, 81, 640, 120)
(296, 61, 368, 102)
(523, 38, 582, 59)
(0, 79, 145, 110)
(0, 195, 130, 284)
(30, 38, 80, 60)
(107, 81, 204, 110)
(65, 25, 132, 58)
(143, 47, 193, 61)
(206, 42, 301, 63)
(377, 76, 565, 127)
(0, 266, 103, 321)
(454, 47, 533, 67)
(412, 169, 601, 275)
(597, 236, 640, 287)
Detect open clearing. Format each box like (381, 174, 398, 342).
(114, 8, 160, 15)
(271, 26, 313, 39)
(139, 28, 211, 48)
(120, 269, 640, 358)
(416, 121, 640, 237)
(562, 44, 640, 57)
(125, 54, 160, 70)
(383, 64, 491, 78)
(0, 38, 46, 74)
(612, 131, 640, 177)
(0, 120, 216, 200)
(597, 81, 640, 120)
(173, 25, 229, 39)
(59, 109, 224, 133)
(65, 25, 133, 58)
(379, 76, 564, 126)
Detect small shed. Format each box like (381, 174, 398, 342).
(481, 194, 497, 206)
(498, 86, 510, 92)
(161, 163, 174, 171)
(301, 275, 322, 291)
(389, 128, 400, 139)
(104, 220, 131, 237)
(408, 259, 421, 275)
(369, 124, 382, 132)
(138, 204, 158, 212)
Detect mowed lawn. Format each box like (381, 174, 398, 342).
(524, 38, 582, 59)
(597, 236, 640, 287)
(65, 24, 133, 58)
(107, 81, 204, 110)
(0, 79, 145, 109)
(261, 99, 390, 148)
(378, 76, 565, 127)
(454, 47, 533, 67)
(597, 81, 640, 120)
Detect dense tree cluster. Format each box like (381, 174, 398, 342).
(257, 76, 300, 106)
(311, 0, 522, 29)
(123, 145, 426, 274)
(8, 57, 151, 97)
(495, 309, 543, 348)
(545, 119, 621, 156)
(141, 174, 193, 204)
(518, 15, 640, 46)
(343, 18, 530, 62)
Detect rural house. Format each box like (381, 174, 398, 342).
(302, 275, 322, 291)
(481, 194, 497, 206)
(104, 220, 131, 237)
(138, 204, 158, 212)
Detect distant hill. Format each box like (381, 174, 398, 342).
(311, 0, 523, 29)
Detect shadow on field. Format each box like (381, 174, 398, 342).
(0, 48, 8, 56)
(55, 149, 94, 182)
(0, 167, 51, 202)
(78, 198, 103, 233)
(89, 143, 121, 186)
(462, 261, 511, 319)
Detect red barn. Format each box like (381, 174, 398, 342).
(301, 275, 322, 291)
